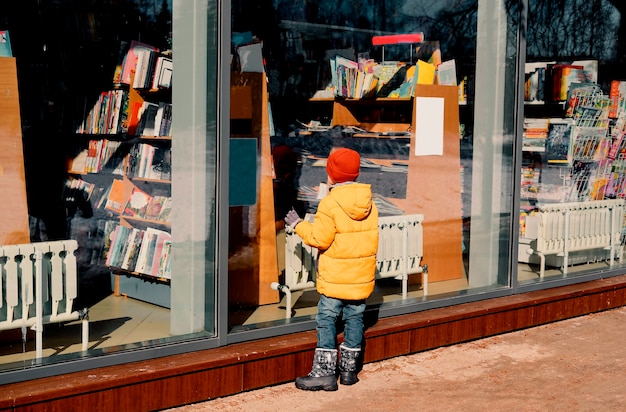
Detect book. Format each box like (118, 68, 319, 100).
(125, 229, 145, 272)
(123, 186, 152, 218)
(359, 72, 378, 98)
(120, 228, 139, 270)
(414, 59, 436, 85)
(69, 149, 89, 173)
(150, 146, 171, 179)
(106, 224, 130, 267)
(100, 220, 118, 265)
(152, 57, 173, 89)
(134, 49, 159, 89)
(436, 59, 457, 86)
(551, 64, 585, 101)
(112, 41, 129, 85)
(117, 91, 131, 133)
(153, 103, 165, 136)
(545, 118, 575, 165)
(608, 131, 625, 160)
(134, 230, 156, 274)
(158, 197, 172, 222)
(120, 40, 159, 85)
(105, 179, 127, 214)
(137, 102, 159, 136)
(609, 80, 626, 119)
(144, 195, 168, 220)
(375, 63, 407, 97)
(157, 239, 172, 279)
(0, 30, 12, 57)
(149, 231, 172, 276)
(138, 143, 156, 178)
(127, 100, 145, 135)
(135, 227, 170, 275)
(158, 103, 173, 136)
(95, 183, 112, 210)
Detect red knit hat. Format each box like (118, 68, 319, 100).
(326, 148, 360, 183)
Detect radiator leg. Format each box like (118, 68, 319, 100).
(563, 210, 569, 276)
(401, 273, 407, 300)
(401, 221, 409, 300)
(271, 282, 293, 319)
(422, 265, 429, 297)
(538, 253, 546, 279)
(34, 250, 44, 360)
(80, 308, 89, 351)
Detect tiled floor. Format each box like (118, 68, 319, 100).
(0, 294, 170, 366)
(0, 259, 613, 369)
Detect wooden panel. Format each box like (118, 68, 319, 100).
(230, 85, 253, 119)
(405, 84, 463, 281)
(331, 99, 413, 133)
(0, 57, 29, 244)
(362, 331, 411, 363)
(228, 72, 279, 305)
(243, 353, 301, 390)
(257, 73, 279, 304)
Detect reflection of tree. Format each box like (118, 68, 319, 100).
(526, 0, 619, 62)
(608, 0, 626, 67)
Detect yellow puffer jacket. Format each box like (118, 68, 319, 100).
(294, 182, 378, 300)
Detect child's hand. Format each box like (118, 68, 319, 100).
(284, 209, 302, 228)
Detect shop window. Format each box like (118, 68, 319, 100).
(519, 0, 626, 284)
(228, 0, 519, 332)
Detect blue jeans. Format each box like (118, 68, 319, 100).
(316, 294, 366, 349)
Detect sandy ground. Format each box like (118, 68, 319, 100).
(166, 306, 626, 412)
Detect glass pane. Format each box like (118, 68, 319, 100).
(519, 0, 625, 284)
(0, 0, 217, 376)
(228, 0, 518, 332)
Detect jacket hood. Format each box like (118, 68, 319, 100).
(328, 182, 373, 221)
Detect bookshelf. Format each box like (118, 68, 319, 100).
(0, 57, 30, 245)
(67, 43, 173, 308)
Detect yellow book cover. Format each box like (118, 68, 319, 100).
(416, 60, 436, 85)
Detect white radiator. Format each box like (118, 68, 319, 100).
(273, 214, 427, 318)
(525, 199, 625, 278)
(0, 240, 89, 359)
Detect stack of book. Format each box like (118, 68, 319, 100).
(102, 222, 172, 279)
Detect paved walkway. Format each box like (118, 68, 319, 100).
(167, 306, 626, 412)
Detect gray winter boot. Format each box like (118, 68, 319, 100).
(339, 343, 361, 385)
(295, 348, 338, 391)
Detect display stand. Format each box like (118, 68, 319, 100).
(0, 57, 30, 244)
(405, 84, 464, 281)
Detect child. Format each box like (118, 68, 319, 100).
(284, 147, 379, 391)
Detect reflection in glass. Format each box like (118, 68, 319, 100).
(519, 0, 625, 285)
(229, 0, 518, 332)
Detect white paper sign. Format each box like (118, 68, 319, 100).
(414, 97, 444, 156)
